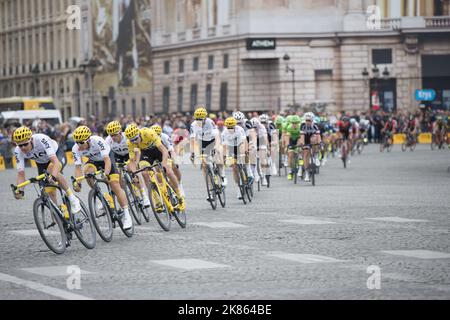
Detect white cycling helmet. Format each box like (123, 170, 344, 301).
(233, 111, 245, 122)
(350, 118, 356, 125)
(304, 112, 314, 121)
(259, 114, 270, 124)
(250, 117, 261, 128)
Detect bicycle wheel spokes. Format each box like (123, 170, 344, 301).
(149, 183, 171, 232)
(33, 199, 66, 254)
(72, 197, 96, 249)
(88, 190, 113, 242)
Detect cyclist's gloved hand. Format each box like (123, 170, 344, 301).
(14, 189, 24, 200)
(132, 175, 140, 185)
(73, 181, 81, 193)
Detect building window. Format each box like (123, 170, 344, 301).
(179, 59, 184, 73)
(205, 84, 212, 108)
(163, 87, 170, 112)
(177, 87, 183, 112)
(132, 99, 137, 119)
(220, 82, 228, 111)
(164, 61, 170, 74)
(372, 49, 392, 65)
(122, 99, 127, 116)
(190, 84, 198, 111)
(208, 55, 214, 70)
(315, 70, 333, 101)
(193, 57, 199, 72)
(223, 54, 229, 69)
(141, 98, 146, 116)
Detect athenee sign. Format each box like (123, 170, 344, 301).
(246, 38, 276, 50)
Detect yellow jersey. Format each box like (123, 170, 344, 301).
(127, 128, 162, 159)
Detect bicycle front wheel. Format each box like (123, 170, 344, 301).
(33, 198, 66, 255)
(125, 181, 142, 226)
(88, 190, 113, 243)
(149, 182, 171, 232)
(205, 169, 217, 210)
(71, 196, 96, 250)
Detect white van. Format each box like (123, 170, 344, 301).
(0, 110, 63, 127)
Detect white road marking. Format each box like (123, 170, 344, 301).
(367, 217, 429, 223)
(9, 230, 59, 236)
(150, 259, 231, 270)
(279, 219, 336, 225)
(267, 252, 344, 263)
(192, 222, 248, 228)
(0, 272, 93, 300)
(382, 250, 450, 259)
(21, 266, 94, 277)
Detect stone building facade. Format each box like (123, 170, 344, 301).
(151, 0, 450, 114)
(0, 0, 152, 121)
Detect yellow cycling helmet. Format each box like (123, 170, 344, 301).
(106, 121, 122, 136)
(13, 127, 33, 144)
(125, 124, 140, 140)
(151, 125, 162, 136)
(209, 113, 217, 120)
(73, 126, 92, 142)
(194, 107, 208, 120)
(225, 117, 237, 128)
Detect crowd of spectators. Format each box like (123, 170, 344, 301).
(1, 106, 448, 169)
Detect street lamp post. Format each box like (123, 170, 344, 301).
(283, 54, 296, 109)
(78, 59, 100, 118)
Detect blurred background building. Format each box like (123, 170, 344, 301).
(151, 0, 450, 114)
(1, 0, 450, 119)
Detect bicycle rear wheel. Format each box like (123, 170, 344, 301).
(149, 182, 171, 232)
(71, 196, 96, 249)
(88, 190, 113, 243)
(33, 198, 66, 255)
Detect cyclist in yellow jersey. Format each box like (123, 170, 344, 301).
(125, 125, 184, 206)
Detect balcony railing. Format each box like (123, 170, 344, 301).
(380, 18, 401, 30)
(425, 16, 450, 28)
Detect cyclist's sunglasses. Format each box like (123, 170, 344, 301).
(76, 140, 88, 145)
(130, 135, 140, 143)
(17, 142, 31, 148)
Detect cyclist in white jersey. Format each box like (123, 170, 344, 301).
(72, 126, 133, 230)
(251, 117, 269, 185)
(233, 111, 254, 182)
(222, 117, 249, 199)
(190, 107, 227, 187)
(12, 127, 81, 213)
(105, 121, 151, 208)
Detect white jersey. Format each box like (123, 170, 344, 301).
(190, 118, 218, 142)
(161, 133, 174, 152)
(72, 136, 111, 165)
(255, 123, 268, 140)
(105, 133, 129, 156)
(221, 126, 247, 147)
(237, 120, 251, 138)
(14, 134, 58, 172)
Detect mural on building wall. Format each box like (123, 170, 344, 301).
(92, 0, 152, 92)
